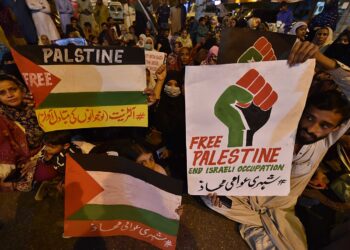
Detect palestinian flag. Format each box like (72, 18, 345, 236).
(64, 153, 182, 249)
(11, 45, 147, 132)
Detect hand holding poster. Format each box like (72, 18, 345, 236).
(64, 153, 182, 249)
(145, 50, 166, 82)
(11, 46, 148, 131)
(185, 60, 315, 196)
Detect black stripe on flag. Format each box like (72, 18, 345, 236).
(14, 46, 145, 65)
(69, 153, 183, 196)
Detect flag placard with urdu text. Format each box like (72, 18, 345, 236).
(11, 46, 148, 131)
(64, 153, 183, 249)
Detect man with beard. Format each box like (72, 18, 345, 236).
(202, 41, 350, 250)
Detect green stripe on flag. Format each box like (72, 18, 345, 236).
(68, 204, 179, 235)
(39, 92, 147, 108)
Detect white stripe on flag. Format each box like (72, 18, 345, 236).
(87, 171, 181, 220)
(41, 65, 146, 93)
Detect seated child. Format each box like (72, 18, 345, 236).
(118, 141, 167, 175)
(34, 130, 80, 200)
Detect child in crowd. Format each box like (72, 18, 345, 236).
(33, 130, 79, 200)
(176, 29, 192, 49)
(118, 142, 167, 176)
(166, 41, 182, 71)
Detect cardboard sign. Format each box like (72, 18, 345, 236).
(185, 60, 315, 196)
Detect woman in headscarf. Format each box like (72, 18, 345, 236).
(324, 36, 350, 68)
(136, 34, 147, 48)
(153, 70, 186, 179)
(0, 74, 44, 191)
(144, 37, 155, 51)
(312, 27, 333, 53)
(201, 45, 219, 65)
(289, 21, 308, 42)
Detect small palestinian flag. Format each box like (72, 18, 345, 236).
(11, 45, 147, 132)
(64, 153, 183, 250)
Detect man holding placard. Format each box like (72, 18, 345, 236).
(199, 41, 350, 249)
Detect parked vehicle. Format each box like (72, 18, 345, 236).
(109, 0, 124, 22)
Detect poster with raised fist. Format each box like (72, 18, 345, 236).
(218, 28, 296, 64)
(185, 60, 315, 196)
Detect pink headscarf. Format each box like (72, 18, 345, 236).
(204, 46, 219, 65)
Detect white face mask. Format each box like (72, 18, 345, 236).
(164, 85, 181, 97)
(144, 44, 152, 50)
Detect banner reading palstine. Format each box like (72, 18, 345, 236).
(185, 60, 315, 196)
(11, 46, 147, 131)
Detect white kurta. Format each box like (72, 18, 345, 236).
(26, 0, 60, 41)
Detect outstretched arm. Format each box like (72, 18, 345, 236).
(288, 41, 337, 70)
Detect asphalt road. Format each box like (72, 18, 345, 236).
(0, 192, 249, 250)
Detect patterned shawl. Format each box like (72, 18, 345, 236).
(0, 103, 44, 149)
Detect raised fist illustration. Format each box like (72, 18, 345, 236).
(214, 69, 278, 147)
(237, 37, 277, 63)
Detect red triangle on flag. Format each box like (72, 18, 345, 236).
(10, 48, 61, 108)
(65, 154, 104, 219)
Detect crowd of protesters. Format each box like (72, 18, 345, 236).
(1, 0, 350, 249)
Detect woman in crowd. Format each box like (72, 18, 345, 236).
(153, 70, 186, 179)
(312, 27, 333, 53)
(0, 74, 44, 191)
(137, 34, 146, 48)
(201, 45, 219, 65)
(144, 37, 155, 51)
